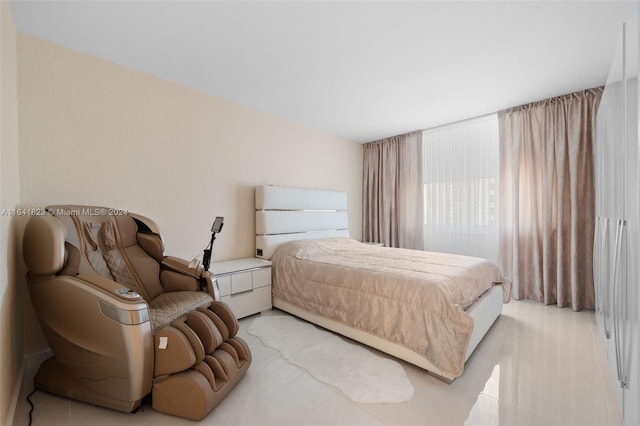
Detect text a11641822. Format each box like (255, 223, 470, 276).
(1, 207, 128, 217)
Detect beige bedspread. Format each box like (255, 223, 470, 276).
(271, 237, 510, 378)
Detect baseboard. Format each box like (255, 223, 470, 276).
(6, 358, 25, 426)
(8, 349, 52, 426)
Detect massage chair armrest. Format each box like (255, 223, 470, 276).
(26, 273, 153, 402)
(27, 273, 152, 357)
(162, 257, 205, 279)
(72, 274, 153, 327)
(160, 257, 216, 297)
(75, 273, 148, 303)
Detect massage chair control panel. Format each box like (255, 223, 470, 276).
(117, 287, 141, 299)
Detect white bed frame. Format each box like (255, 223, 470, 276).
(255, 185, 504, 382)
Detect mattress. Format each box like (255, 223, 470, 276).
(271, 237, 510, 378)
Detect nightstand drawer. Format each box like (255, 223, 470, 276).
(217, 275, 231, 297)
(231, 271, 253, 294)
(222, 286, 271, 318)
(253, 267, 271, 288)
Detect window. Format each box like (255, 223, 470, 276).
(422, 114, 499, 263)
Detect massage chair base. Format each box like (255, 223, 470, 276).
(35, 350, 251, 420)
(34, 357, 145, 413)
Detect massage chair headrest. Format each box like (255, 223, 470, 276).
(23, 214, 67, 276)
(23, 206, 167, 277)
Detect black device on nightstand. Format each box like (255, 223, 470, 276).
(203, 216, 223, 272)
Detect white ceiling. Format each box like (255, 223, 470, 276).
(10, 1, 636, 143)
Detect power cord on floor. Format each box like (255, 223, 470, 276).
(26, 388, 37, 426)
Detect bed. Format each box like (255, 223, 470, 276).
(255, 185, 510, 382)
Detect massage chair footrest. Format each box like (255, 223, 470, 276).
(151, 302, 252, 420)
(151, 348, 250, 420)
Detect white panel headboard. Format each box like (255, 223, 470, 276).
(256, 185, 348, 211)
(255, 185, 350, 259)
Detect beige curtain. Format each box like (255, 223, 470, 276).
(362, 131, 424, 249)
(499, 88, 603, 310)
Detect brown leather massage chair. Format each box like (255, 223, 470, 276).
(22, 205, 251, 420)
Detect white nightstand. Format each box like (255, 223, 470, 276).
(212, 258, 272, 319)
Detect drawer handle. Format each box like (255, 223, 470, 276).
(231, 289, 254, 296)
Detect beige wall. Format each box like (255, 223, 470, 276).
(1, 2, 24, 424)
(17, 34, 363, 354)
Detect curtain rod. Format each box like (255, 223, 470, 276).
(420, 86, 604, 134)
(421, 111, 497, 133)
(368, 111, 497, 143)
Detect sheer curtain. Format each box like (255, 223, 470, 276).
(499, 88, 602, 310)
(362, 131, 424, 249)
(422, 115, 499, 263)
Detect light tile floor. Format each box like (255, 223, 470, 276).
(13, 300, 623, 426)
